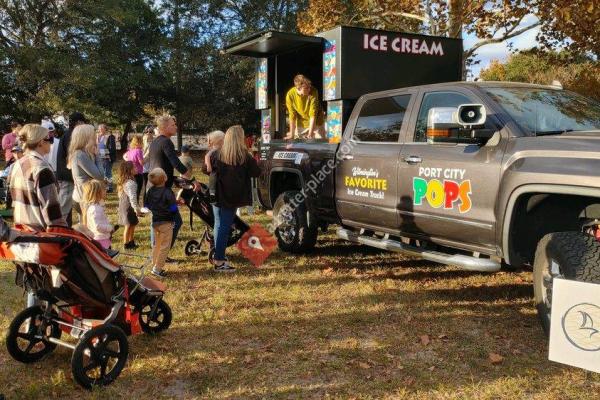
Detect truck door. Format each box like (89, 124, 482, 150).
(397, 89, 506, 250)
(335, 91, 415, 230)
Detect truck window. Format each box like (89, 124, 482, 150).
(414, 91, 473, 142)
(352, 95, 411, 143)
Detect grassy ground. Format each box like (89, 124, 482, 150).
(1, 168, 599, 399)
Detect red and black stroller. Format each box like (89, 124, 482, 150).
(174, 178, 249, 263)
(1, 223, 171, 389)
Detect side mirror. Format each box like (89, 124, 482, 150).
(426, 107, 459, 143)
(427, 104, 491, 144)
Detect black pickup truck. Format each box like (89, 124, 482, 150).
(258, 81, 600, 333)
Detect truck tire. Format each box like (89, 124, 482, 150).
(533, 231, 600, 335)
(272, 191, 318, 253)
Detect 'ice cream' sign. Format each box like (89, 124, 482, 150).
(363, 34, 444, 56)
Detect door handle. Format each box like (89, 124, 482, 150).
(340, 154, 354, 160)
(403, 155, 422, 164)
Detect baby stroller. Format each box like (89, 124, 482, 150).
(174, 178, 249, 263)
(1, 223, 171, 389)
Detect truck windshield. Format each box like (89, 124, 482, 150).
(484, 87, 600, 136)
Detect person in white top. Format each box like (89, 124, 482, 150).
(81, 179, 114, 249)
(41, 119, 60, 171)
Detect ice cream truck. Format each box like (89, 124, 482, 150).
(224, 25, 463, 154)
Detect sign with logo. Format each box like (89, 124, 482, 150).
(237, 224, 277, 267)
(343, 167, 388, 200)
(549, 278, 600, 373)
(413, 167, 472, 213)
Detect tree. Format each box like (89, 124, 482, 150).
(479, 50, 600, 101)
(537, 0, 599, 57)
(298, 0, 544, 77)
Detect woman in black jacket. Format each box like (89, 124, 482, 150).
(204, 125, 260, 272)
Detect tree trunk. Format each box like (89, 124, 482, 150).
(173, 0, 183, 150)
(448, 0, 464, 39)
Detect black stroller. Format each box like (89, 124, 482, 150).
(1, 224, 171, 389)
(174, 178, 249, 263)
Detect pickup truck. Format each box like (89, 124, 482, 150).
(257, 81, 600, 333)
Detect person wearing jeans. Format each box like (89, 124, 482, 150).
(203, 125, 260, 272)
(97, 124, 116, 192)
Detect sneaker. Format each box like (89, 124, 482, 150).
(124, 241, 139, 250)
(151, 268, 168, 278)
(213, 262, 235, 273)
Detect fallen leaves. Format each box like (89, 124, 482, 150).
(489, 352, 504, 364)
(420, 334, 431, 346)
(358, 361, 371, 369)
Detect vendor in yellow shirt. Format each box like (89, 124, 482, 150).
(285, 74, 325, 139)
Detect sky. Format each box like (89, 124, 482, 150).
(464, 15, 541, 79)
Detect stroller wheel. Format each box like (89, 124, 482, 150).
(6, 306, 61, 363)
(71, 324, 129, 389)
(184, 239, 203, 256)
(140, 299, 172, 334)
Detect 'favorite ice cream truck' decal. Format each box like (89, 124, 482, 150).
(413, 167, 472, 213)
(344, 167, 388, 200)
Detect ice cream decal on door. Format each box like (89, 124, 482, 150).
(344, 167, 388, 200)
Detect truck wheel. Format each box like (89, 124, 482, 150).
(533, 231, 600, 335)
(272, 191, 318, 253)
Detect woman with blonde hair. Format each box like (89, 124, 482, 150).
(9, 124, 67, 307)
(202, 125, 260, 272)
(10, 123, 67, 231)
(123, 134, 144, 202)
(68, 124, 104, 222)
(142, 126, 155, 193)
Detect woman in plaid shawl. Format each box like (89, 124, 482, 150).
(9, 124, 67, 231)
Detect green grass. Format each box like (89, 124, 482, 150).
(1, 165, 599, 399)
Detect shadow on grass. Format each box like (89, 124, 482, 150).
(0, 275, 553, 399)
(111, 282, 548, 398)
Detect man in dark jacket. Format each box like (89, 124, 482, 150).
(56, 112, 87, 226)
(146, 114, 192, 249)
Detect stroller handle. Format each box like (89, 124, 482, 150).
(11, 236, 71, 245)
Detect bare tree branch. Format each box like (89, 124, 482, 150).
(465, 20, 540, 58)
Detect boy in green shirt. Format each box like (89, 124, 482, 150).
(285, 74, 325, 139)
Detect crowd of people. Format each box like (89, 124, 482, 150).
(2, 112, 260, 278)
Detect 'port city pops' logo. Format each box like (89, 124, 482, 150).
(413, 167, 472, 213)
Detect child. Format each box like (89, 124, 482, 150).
(204, 130, 225, 203)
(145, 168, 177, 278)
(116, 161, 141, 249)
(82, 180, 113, 249)
(178, 145, 193, 179)
(123, 135, 144, 203)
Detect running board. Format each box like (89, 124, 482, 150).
(337, 228, 501, 272)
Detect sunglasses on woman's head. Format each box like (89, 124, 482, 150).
(43, 136, 54, 144)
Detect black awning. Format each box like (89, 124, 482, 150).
(223, 31, 323, 57)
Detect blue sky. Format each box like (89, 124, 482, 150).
(464, 15, 540, 79)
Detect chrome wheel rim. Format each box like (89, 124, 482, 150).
(276, 206, 297, 244)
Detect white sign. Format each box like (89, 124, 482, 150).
(549, 278, 600, 373)
(273, 151, 300, 161)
